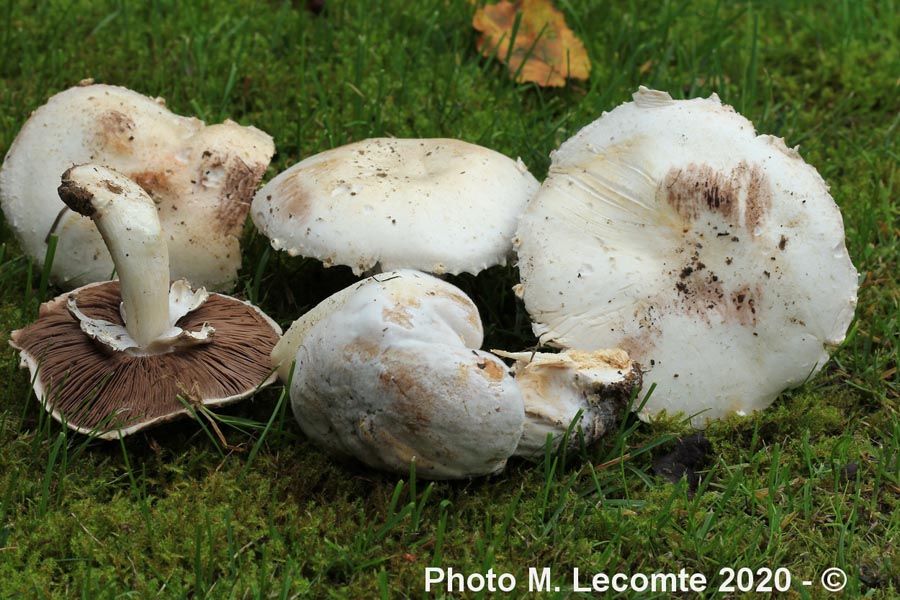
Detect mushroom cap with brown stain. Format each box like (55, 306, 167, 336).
(9, 281, 282, 439)
(251, 138, 540, 275)
(514, 87, 858, 426)
(0, 83, 275, 291)
(289, 270, 525, 479)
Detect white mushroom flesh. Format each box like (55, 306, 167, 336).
(494, 349, 641, 458)
(287, 270, 525, 479)
(252, 138, 540, 275)
(515, 87, 858, 426)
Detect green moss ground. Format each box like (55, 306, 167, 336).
(0, 0, 898, 597)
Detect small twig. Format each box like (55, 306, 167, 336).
(45, 207, 70, 244)
(584, 453, 632, 474)
(70, 512, 104, 547)
(178, 382, 245, 453)
(126, 553, 140, 584)
(233, 535, 268, 562)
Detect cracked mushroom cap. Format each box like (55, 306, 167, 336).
(514, 87, 858, 427)
(9, 280, 282, 439)
(0, 83, 275, 291)
(286, 270, 525, 479)
(251, 138, 540, 275)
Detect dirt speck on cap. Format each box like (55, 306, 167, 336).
(662, 161, 771, 235)
(94, 110, 136, 154)
(130, 169, 172, 200)
(664, 263, 761, 327)
(728, 284, 760, 327)
(601, 363, 643, 406)
(469, 358, 506, 382)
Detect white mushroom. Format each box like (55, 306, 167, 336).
(251, 138, 539, 275)
(494, 349, 641, 458)
(283, 270, 525, 479)
(0, 83, 275, 291)
(270, 281, 362, 382)
(514, 87, 858, 426)
(9, 165, 281, 439)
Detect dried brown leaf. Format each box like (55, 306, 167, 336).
(473, 0, 591, 87)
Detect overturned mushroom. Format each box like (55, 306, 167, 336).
(281, 270, 525, 479)
(494, 349, 641, 458)
(252, 138, 539, 275)
(514, 87, 858, 427)
(9, 165, 281, 439)
(0, 83, 274, 290)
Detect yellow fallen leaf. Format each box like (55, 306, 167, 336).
(473, 0, 591, 87)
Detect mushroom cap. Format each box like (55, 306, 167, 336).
(251, 138, 540, 275)
(494, 349, 640, 458)
(271, 279, 361, 382)
(0, 83, 275, 291)
(288, 270, 525, 479)
(514, 87, 858, 426)
(9, 280, 282, 439)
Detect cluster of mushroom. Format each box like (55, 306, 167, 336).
(250, 136, 642, 477)
(3, 83, 857, 480)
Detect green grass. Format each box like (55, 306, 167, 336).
(1, 0, 898, 597)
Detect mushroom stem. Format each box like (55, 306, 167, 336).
(58, 165, 170, 348)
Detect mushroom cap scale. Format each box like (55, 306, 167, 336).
(514, 87, 858, 426)
(0, 83, 274, 291)
(252, 138, 540, 275)
(10, 281, 282, 439)
(289, 270, 525, 479)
